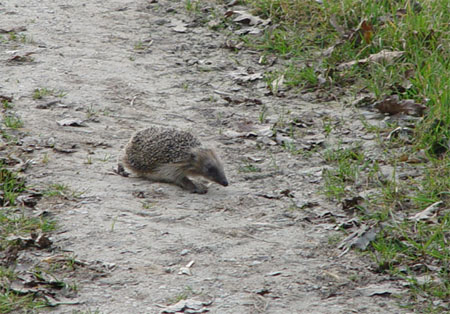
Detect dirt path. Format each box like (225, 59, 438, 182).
(2, 1, 405, 313)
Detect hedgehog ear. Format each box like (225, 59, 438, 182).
(190, 151, 198, 161)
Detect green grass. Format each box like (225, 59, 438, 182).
(0, 292, 47, 313)
(3, 115, 23, 129)
(0, 125, 64, 313)
(237, 0, 449, 310)
(0, 165, 26, 206)
(1, 101, 14, 110)
(32, 88, 66, 100)
(242, 0, 449, 145)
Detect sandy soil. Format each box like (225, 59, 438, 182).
(1, 0, 407, 313)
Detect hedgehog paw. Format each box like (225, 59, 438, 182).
(192, 182, 208, 194)
(115, 163, 130, 177)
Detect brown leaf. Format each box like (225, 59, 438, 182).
(360, 20, 374, 44)
(8, 52, 35, 63)
(373, 95, 426, 116)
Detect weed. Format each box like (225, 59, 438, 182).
(0, 165, 26, 206)
(167, 286, 195, 304)
(56, 90, 67, 98)
(238, 163, 261, 173)
(185, 0, 200, 13)
(141, 202, 154, 210)
(134, 41, 144, 51)
(2, 100, 14, 110)
(32, 88, 53, 100)
(110, 216, 118, 232)
(3, 115, 23, 129)
(41, 153, 49, 164)
(258, 104, 268, 123)
(43, 183, 85, 199)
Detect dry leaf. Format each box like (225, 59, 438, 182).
(160, 298, 212, 313)
(230, 70, 263, 83)
(170, 19, 187, 33)
(270, 74, 285, 94)
(360, 20, 374, 44)
(337, 50, 404, 70)
(227, 10, 271, 26)
(338, 224, 380, 256)
(57, 118, 86, 126)
(409, 201, 444, 222)
(373, 95, 426, 116)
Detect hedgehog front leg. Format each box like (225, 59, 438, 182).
(179, 176, 208, 194)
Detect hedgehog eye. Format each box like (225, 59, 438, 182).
(207, 166, 216, 175)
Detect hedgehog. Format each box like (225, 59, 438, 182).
(118, 126, 228, 194)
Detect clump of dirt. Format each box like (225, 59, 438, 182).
(1, 0, 406, 312)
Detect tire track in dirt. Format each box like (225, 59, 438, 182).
(1, 0, 404, 313)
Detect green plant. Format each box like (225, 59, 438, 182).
(2, 100, 14, 110)
(0, 165, 26, 206)
(3, 115, 23, 129)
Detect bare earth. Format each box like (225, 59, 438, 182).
(2, 0, 408, 313)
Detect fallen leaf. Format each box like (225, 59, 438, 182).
(53, 143, 78, 153)
(270, 74, 285, 94)
(386, 126, 414, 141)
(230, 70, 264, 83)
(341, 196, 364, 212)
(16, 191, 42, 207)
(373, 95, 426, 116)
(338, 224, 380, 255)
(43, 295, 83, 307)
(337, 218, 360, 229)
(222, 39, 244, 50)
(235, 27, 263, 35)
(170, 19, 187, 33)
(8, 52, 35, 63)
(178, 260, 195, 276)
(275, 132, 294, 145)
(36, 100, 61, 109)
(408, 201, 444, 222)
(221, 95, 262, 106)
(160, 298, 212, 313)
(360, 20, 374, 44)
(337, 50, 404, 70)
(227, 10, 271, 26)
(357, 283, 403, 297)
(57, 118, 86, 127)
(6, 232, 52, 249)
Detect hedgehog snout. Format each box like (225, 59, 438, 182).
(220, 178, 229, 187)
